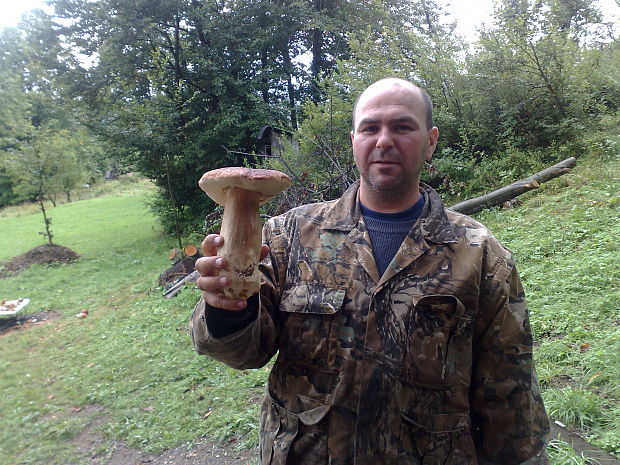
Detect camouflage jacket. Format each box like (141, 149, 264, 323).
(190, 182, 549, 465)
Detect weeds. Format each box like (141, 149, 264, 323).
(547, 439, 593, 465)
(543, 388, 603, 431)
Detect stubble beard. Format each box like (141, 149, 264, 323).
(361, 168, 420, 204)
(364, 170, 409, 192)
(362, 152, 422, 199)
(356, 146, 427, 202)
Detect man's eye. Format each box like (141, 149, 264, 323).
(361, 126, 378, 133)
(395, 125, 413, 132)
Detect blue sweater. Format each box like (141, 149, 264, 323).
(360, 195, 425, 276)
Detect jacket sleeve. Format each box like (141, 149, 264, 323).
(470, 253, 550, 465)
(188, 217, 288, 370)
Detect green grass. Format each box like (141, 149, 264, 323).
(0, 155, 618, 464)
(547, 439, 593, 465)
(477, 154, 620, 457)
(0, 178, 266, 464)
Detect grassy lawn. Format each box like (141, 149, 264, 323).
(0, 178, 264, 465)
(0, 157, 618, 464)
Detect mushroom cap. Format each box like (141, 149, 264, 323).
(199, 167, 292, 206)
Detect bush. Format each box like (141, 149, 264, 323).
(426, 145, 558, 204)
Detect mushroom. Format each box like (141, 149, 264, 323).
(199, 167, 291, 299)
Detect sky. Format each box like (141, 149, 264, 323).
(0, 0, 618, 41)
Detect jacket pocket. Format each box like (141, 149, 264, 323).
(277, 283, 345, 372)
(403, 295, 473, 387)
(260, 393, 330, 465)
(399, 409, 472, 465)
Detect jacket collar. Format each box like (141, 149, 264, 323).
(322, 181, 458, 245)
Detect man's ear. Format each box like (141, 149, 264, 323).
(426, 126, 439, 161)
(350, 130, 355, 145)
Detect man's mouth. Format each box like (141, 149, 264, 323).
(372, 159, 399, 166)
(370, 152, 400, 165)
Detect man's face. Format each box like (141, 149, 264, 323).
(351, 83, 438, 209)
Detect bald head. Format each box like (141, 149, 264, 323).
(353, 79, 433, 131)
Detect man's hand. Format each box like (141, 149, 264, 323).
(195, 234, 269, 311)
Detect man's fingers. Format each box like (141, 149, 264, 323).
(203, 235, 269, 263)
(196, 274, 229, 292)
(196, 274, 247, 310)
(194, 256, 227, 277)
(201, 234, 224, 257)
(197, 234, 264, 311)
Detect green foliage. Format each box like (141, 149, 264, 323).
(45, 0, 396, 234)
(0, 19, 108, 210)
(0, 170, 16, 207)
(427, 144, 557, 203)
(463, 0, 616, 153)
(543, 388, 604, 430)
(3, 0, 617, 236)
(0, 62, 30, 152)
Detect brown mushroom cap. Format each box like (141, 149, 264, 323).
(199, 167, 292, 206)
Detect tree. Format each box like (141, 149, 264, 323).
(1, 129, 81, 243)
(43, 0, 399, 233)
(462, 0, 610, 152)
(0, 15, 104, 209)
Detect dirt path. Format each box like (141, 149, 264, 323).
(1, 313, 258, 465)
(549, 422, 620, 465)
(71, 405, 258, 465)
(104, 440, 257, 465)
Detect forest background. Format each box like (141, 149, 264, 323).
(0, 0, 618, 241)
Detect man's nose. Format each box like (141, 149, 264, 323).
(375, 127, 394, 149)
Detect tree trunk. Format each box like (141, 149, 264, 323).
(310, 0, 325, 103)
(449, 157, 577, 215)
(173, 14, 181, 87)
(310, 26, 323, 102)
(38, 196, 54, 244)
(260, 50, 270, 103)
(282, 46, 297, 129)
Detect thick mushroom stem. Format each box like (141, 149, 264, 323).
(218, 186, 263, 299)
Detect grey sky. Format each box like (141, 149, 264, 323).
(1, 0, 618, 42)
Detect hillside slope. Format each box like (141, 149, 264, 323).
(477, 155, 619, 460)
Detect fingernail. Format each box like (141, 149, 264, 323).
(215, 258, 224, 267)
(236, 300, 246, 309)
(219, 277, 228, 285)
(215, 236, 223, 245)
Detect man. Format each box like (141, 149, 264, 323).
(190, 78, 550, 464)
